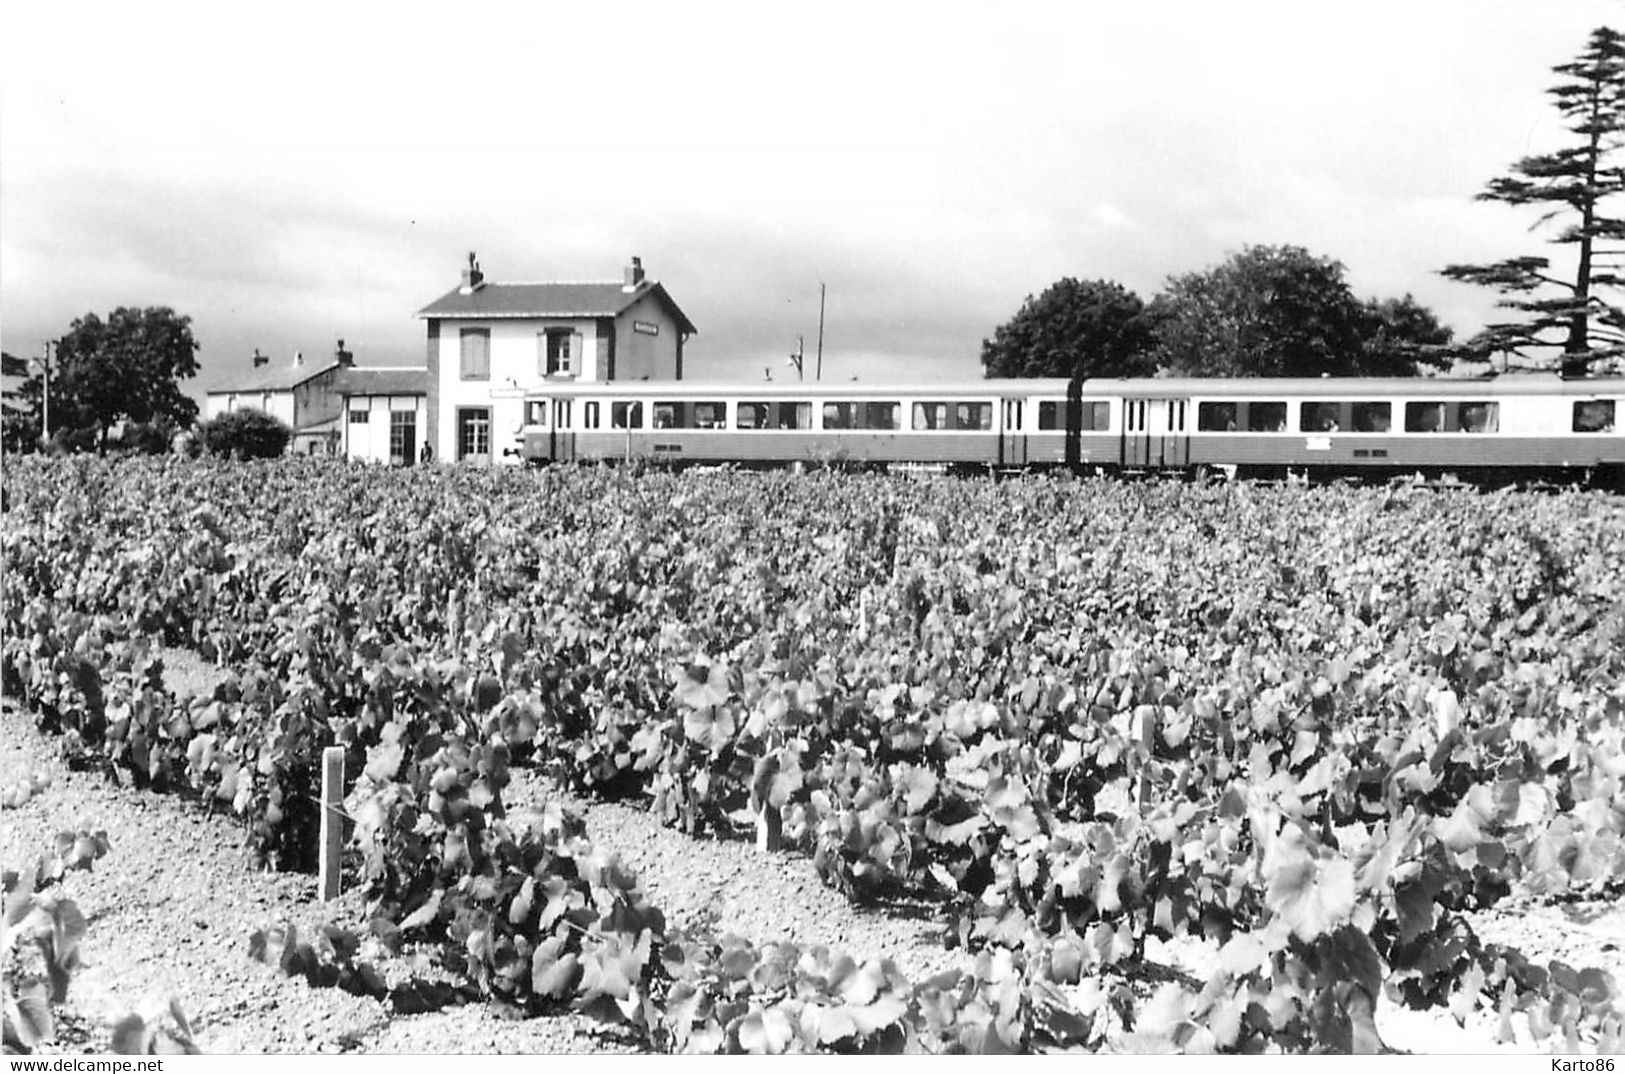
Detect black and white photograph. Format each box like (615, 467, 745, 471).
(3, 0, 1625, 1059)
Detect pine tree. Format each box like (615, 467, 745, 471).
(1442, 26, 1625, 376)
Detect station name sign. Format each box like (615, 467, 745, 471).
(633, 321, 660, 336)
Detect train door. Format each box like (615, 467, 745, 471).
(551, 399, 575, 463)
(1123, 398, 1190, 468)
(999, 399, 1027, 467)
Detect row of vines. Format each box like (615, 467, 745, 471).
(4, 456, 1625, 1052)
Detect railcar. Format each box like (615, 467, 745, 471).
(505, 374, 1625, 482)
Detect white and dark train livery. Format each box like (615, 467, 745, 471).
(506, 374, 1625, 482)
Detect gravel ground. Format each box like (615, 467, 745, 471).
(2, 647, 1621, 1054)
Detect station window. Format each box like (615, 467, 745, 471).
(611, 401, 643, 429)
(1460, 402, 1498, 433)
(582, 402, 601, 430)
(1299, 402, 1342, 433)
(1351, 402, 1391, 433)
(822, 402, 856, 430)
(1197, 402, 1238, 431)
(524, 401, 548, 427)
(1574, 399, 1617, 433)
(1246, 402, 1288, 432)
(541, 329, 577, 376)
(1405, 402, 1446, 433)
(955, 402, 993, 430)
(913, 402, 948, 430)
(348, 409, 369, 424)
(459, 328, 490, 381)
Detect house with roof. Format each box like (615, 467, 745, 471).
(203, 341, 430, 463)
(417, 254, 697, 463)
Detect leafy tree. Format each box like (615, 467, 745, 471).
(2, 355, 43, 453)
(52, 307, 201, 451)
(198, 408, 291, 459)
(980, 278, 1158, 379)
(1359, 295, 1455, 376)
(1442, 26, 1625, 375)
(1152, 245, 1450, 377)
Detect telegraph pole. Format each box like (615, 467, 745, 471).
(35, 341, 54, 446)
(815, 282, 825, 381)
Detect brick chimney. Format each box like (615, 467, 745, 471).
(335, 338, 354, 367)
(459, 251, 485, 294)
(623, 256, 645, 292)
(293, 350, 305, 367)
(251, 348, 268, 368)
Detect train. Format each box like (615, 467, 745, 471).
(505, 373, 1625, 483)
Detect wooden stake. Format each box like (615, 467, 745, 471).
(756, 804, 783, 852)
(319, 746, 345, 901)
(1132, 706, 1157, 813)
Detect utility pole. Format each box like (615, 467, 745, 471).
(34, 341, 54, 447)
(816, 282, 825, 381)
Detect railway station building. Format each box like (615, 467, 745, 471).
(416, 254, 698, 463)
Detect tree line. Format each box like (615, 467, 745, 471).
(984, 26, 1624, 382)
(1, 307, 290, 458)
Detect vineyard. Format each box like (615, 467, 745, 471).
(4, 455, 1625, 1054)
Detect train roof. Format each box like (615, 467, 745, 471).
(511, 373, 1625, 399)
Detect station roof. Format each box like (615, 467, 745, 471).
(417, 280, 697, 335)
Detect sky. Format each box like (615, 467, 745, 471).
(3, 0, 1622, 395)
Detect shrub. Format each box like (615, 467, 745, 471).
(198, 409, 291, 459)
(110, 420, 178, 456)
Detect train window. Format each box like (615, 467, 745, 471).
(1246, 402, 1288, 432)
(1032, 400, 1109, 430)
(1299, 402, 1342, 433)
(1574, 400, 1616, 433)
(582, 402, 601, 430)
(822, 402, 856, 430)
(653, 402, 680, 429)
(693, 402, 726, 429)
(1404, 402, 1445, 433)
(778, 402, 812, 429)
(913, 402, 948, 430)
(865, 402, 902, 430)
(611, 401, 643, 429)
(1198, 402, 1238, 431)
(956, 402, 993, 430)
(1351, 402, 1391, 433)
(1459, 402, 1498, 433)
(525, 401, 549, 427)
(737, 402, 768, 430)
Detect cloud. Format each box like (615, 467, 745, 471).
(4, 2, 1621, 392)
(1086, 204, 1137, 231)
